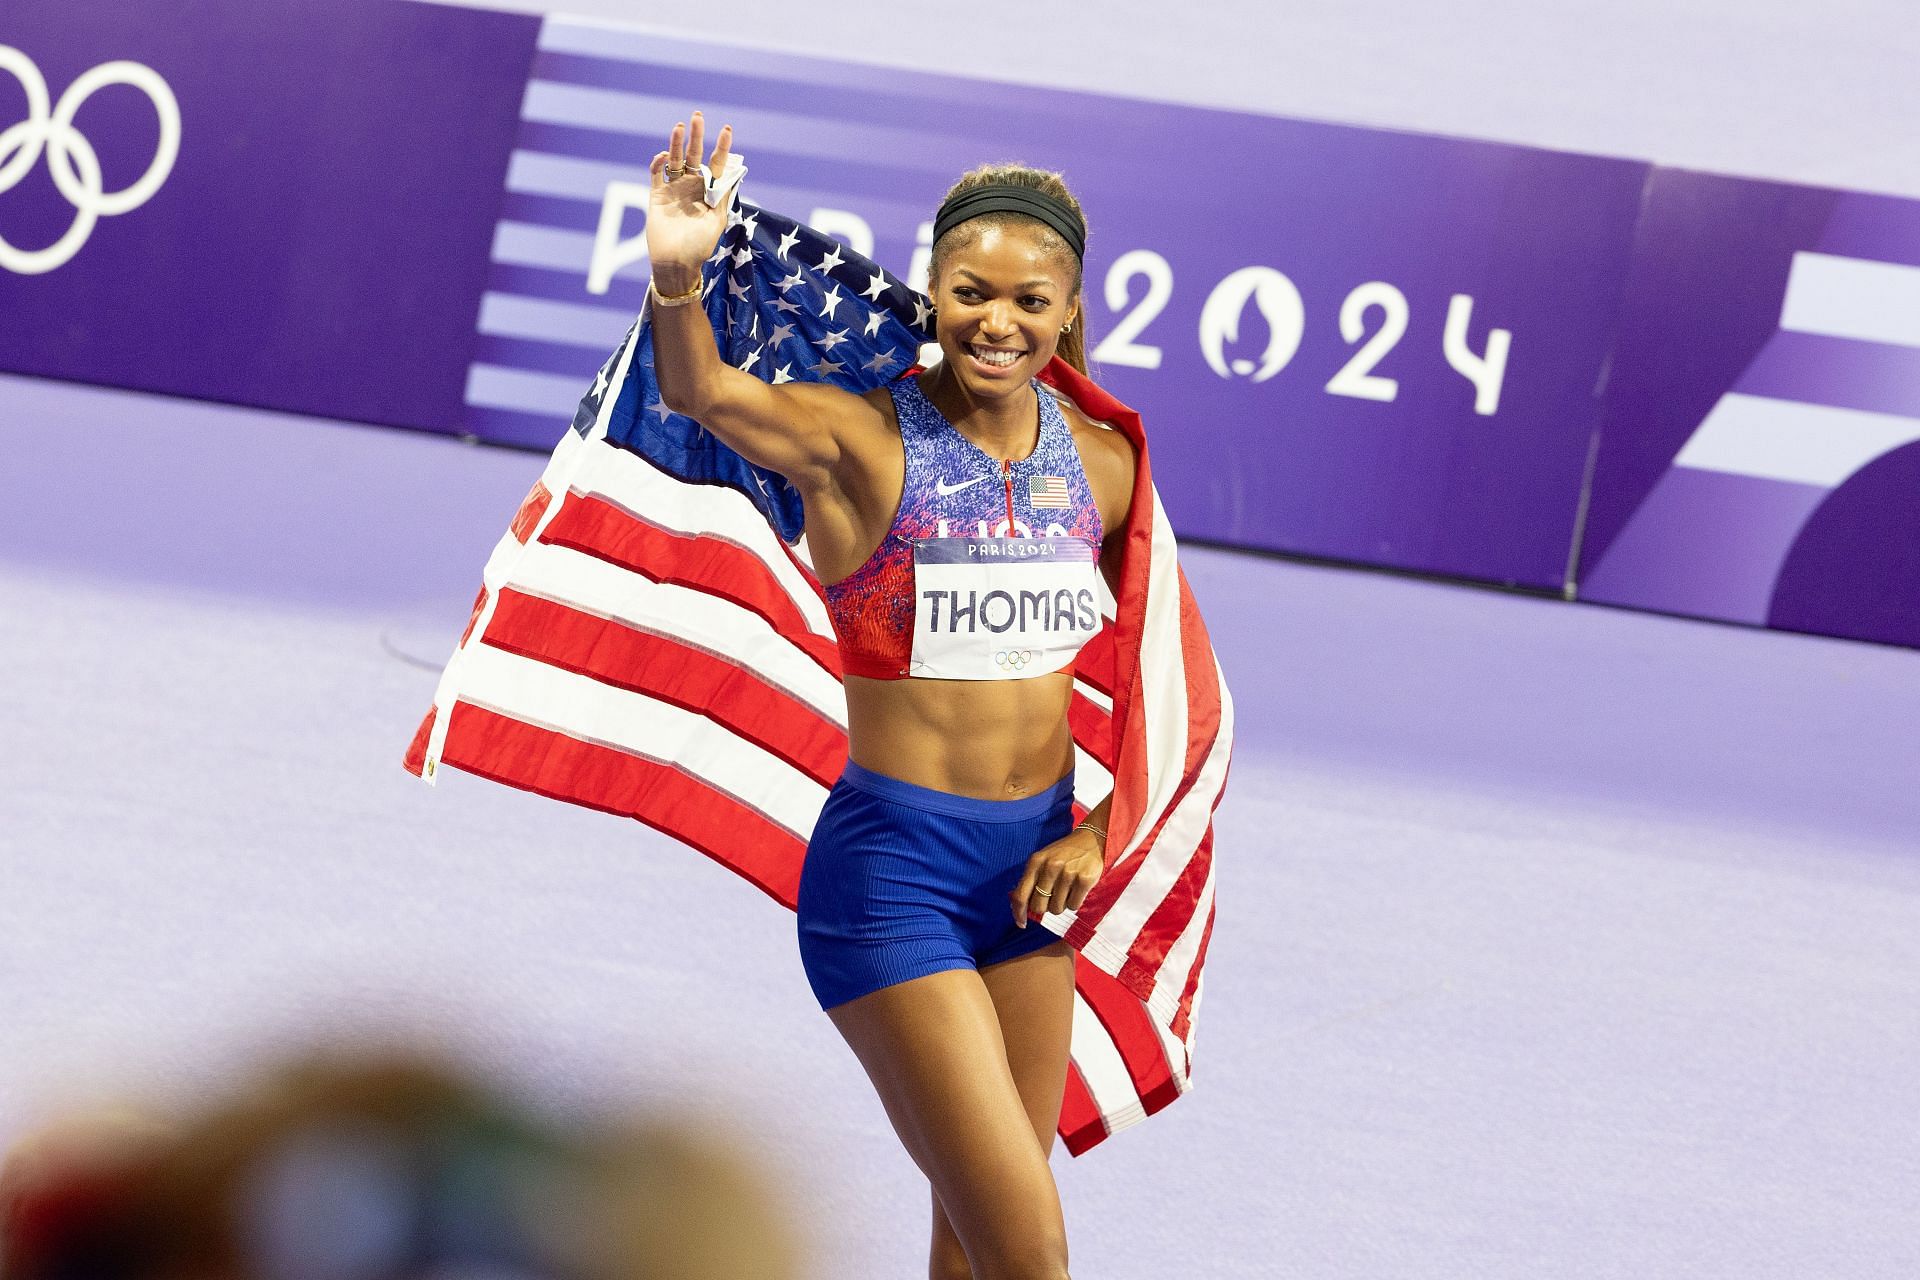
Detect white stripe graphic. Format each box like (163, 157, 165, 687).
(465, 363, 582, 416)
(480, 292, 636, 349)
(453, 645, 830, 839)
(1672, 392, 1920, 488)
(521, 82, 971, 171)
(1780, 252, 1920, 349)
(491, 219, 635, 277)
(507, 150, 647, 203)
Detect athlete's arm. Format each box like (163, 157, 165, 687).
(646, 114, 884, 490)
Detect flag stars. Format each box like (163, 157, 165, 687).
(648, 399, 674, 421)
(862, 309, 886, 338)
(818, 328, 850, 353)
(862, 351, 897, 374)
(768, 322, 796, 346)
(776, 227, 801, 259)
(739, 213, 759, 239)
(809, 357, 847, 377)
(816, 243, 846, 275)
(775, 267, 807, 293)
(911, 296, 933, 329)
(772, 296, 801, 316)
(819, 285, 846, 320)
(861, 269, 890, 302)
(731, 246, 752, 267)
(773, 364, 795, 384)
(727, 276, 751, 300)
(738, 347, 763, 374)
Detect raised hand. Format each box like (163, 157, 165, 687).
(647, 111, 733, 293)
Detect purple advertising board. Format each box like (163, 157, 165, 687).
(3, 1, 1913, 646)
(0, 2, 1644, 595)
(463, 20, 1649, 592)
(1577, 171, 1920, 648)
(0, 0, 535, 431)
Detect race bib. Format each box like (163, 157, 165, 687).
(910, 536, 1101, 680)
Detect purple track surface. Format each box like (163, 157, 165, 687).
(2, 371, 1916, 1278)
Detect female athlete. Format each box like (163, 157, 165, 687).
(647, 111, 1135, 1280)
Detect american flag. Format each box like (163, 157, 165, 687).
(406, 202, 1234, 1156)
(1029, 474, 1072, 509)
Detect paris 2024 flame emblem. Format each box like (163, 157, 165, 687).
(0, 45, 180, 275)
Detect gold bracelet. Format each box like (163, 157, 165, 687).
(1074, 820, 1107, 845)
(650, 276, 704, 308)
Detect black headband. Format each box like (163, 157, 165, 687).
(932, 183, 1086, 261)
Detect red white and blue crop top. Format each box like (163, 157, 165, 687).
(824, 375, 1106, 680)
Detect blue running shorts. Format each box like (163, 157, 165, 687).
(796, 760, 1075, 1010)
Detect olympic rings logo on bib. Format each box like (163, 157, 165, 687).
(994, 649, 1034, 671)
(0, 46, 182, 276)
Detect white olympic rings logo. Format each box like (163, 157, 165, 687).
(0, 46, 181, 275)
(994, 649, 1034, 671)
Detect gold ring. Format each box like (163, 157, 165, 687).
(1035, 888, 1052, 898)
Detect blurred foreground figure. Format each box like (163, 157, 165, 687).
(0, 1053, 798, 1280)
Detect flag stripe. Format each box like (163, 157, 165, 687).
(505, 538, 846, 721)
(1077, 963, 1183, 1114)
(543, 495, 843, 675)
(572, 443, 836, 636)
(1058, 1063, 1105, 1157)
(1119, 830, 1214, 993)
(1069, 989, 1146, 1141)
(1169, 900, 1218, 1045)
(1063, 497, 1204, 951)
(1099, 651, 1231, 987)
(450, 644, 829, 840)
(484, 589, 849, 787)
(438, 704, 808, 906)
(508, 483, 554, 545)
(1068, 694, 1118, 771)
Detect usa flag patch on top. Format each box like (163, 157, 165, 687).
(1029, 474, 1071, 508)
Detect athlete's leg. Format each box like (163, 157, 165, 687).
(827, 964, 1072, 1280)
(927, 940, 1077, 1280)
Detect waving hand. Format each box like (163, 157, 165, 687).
(647, 112, 734, 290)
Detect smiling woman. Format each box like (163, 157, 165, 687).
(926, 164, 1093, 377)
(640, 112, 1192, 1280)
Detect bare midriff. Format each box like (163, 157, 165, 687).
(844, 671, 1077, 800)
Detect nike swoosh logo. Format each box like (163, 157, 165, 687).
(934, 475, 991, 497)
